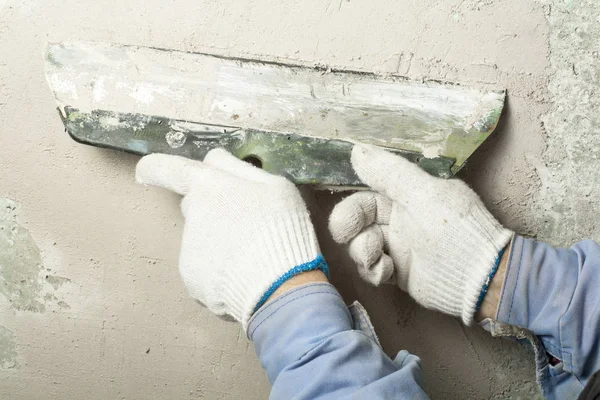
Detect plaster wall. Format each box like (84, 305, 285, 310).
(0, 0, 595, 398)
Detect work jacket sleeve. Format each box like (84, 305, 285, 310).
(248, 282, 429, 399)
(494, 235, 600, 399)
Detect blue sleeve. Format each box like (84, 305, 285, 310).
(247, 283, 429, 399)
(496, 235, 600, 397)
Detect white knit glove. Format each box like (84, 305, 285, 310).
(136, 149, 326, 330)
(329, 145, 512, 325)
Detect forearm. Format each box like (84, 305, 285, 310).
(263, 269, 328, 304)
(475, 241, 510, 322)
(486, 236, 600, 385)
(249, 283, 428, 399)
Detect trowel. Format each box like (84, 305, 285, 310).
(45, 42, 505, 187)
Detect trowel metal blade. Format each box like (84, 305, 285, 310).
(45, 41, 505, 187)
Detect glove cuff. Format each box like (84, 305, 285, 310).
(252, 255, 329, 313)
(415, 205, 512, 326)
(459, 207, 513, 325)
(222, 211, 323, 330)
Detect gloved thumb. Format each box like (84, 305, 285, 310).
(136, 154, 208, 195)
(351, 144, 433, 201)
(203, 148, 280, 184)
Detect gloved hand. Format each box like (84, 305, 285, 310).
(136, 149, 327, 330)
(329, 145, 512, 325)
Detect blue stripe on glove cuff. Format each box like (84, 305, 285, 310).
(253, 255, 330, 314)
(474, 247, 506, 313)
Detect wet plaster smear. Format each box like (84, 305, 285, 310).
(0, 0, 596, 398)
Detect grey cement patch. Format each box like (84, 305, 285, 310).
(0, 198, 70, 312)
(0, 326, 18, 369)
(45, 275, 70, 290)
(0, 198, 46, 312)
(535, 0, 600, 246)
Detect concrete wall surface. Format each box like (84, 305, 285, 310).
(1, 0, 598, 398)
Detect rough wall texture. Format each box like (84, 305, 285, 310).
(533, 0, 600, 246)
(0, 0, 594, 398)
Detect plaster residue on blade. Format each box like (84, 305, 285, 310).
(45, 42, 505, 169)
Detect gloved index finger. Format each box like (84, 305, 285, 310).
(136, 153, 208, 195)
(329, 191, 392, 244)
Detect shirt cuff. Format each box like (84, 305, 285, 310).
(496, 235, 529, 325)
(247, 282, 353, 383)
